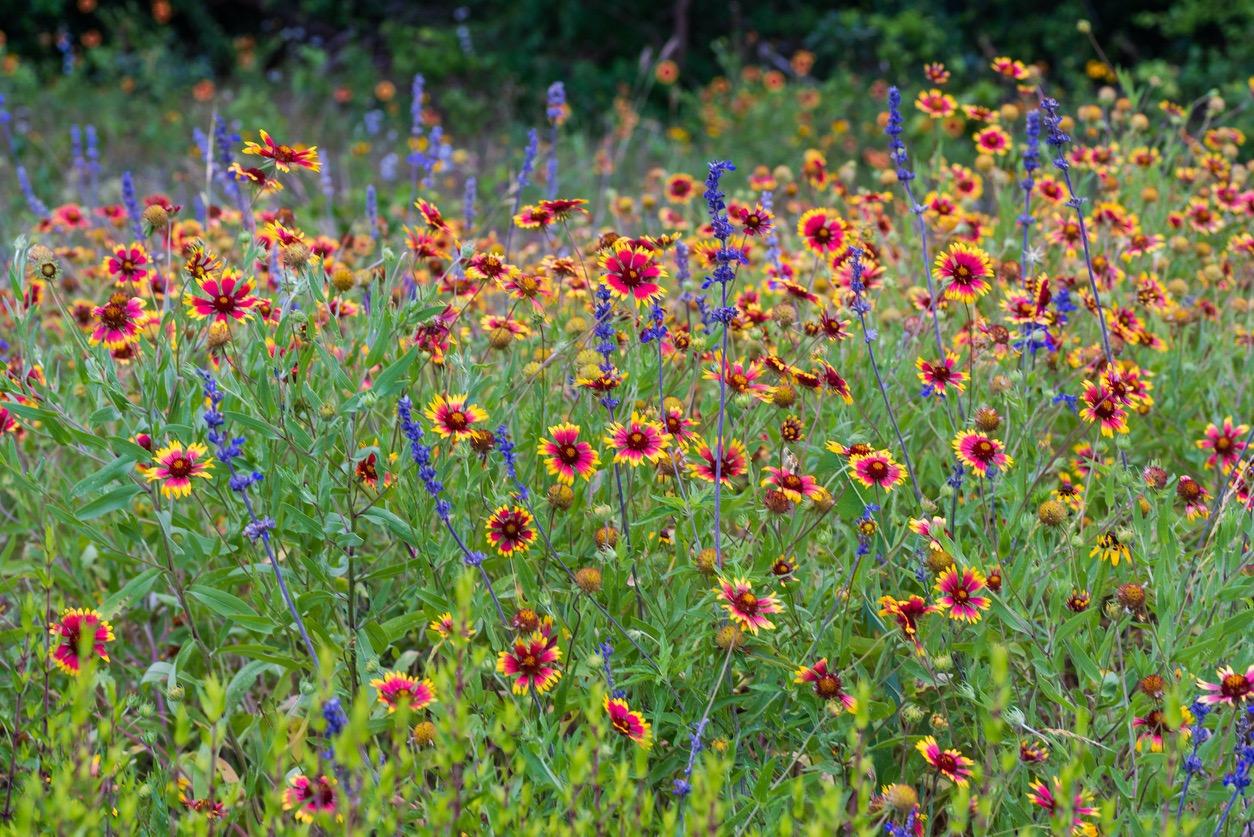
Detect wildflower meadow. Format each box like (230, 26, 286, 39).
(0, 6, 1252, 834)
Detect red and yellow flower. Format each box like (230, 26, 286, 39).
(242, 129, 321, 173)
(369, 671, 437, 713)
(601, 245, 665, 305)
(972, 125, 1011, 156)
(49, 607, 114, 675)
(539, 423, 600, 483)
(1133, 706, 1193, 752)
(915, 736, 974, 786)
(761, 465, 821, 504)
(915, 89, 956, 118)
(605, 696, 652, 749)
(1197, 416, 1249, 472)
(146, 441, 214, 498)
(184, 272, 259, 323)
(1079, 380, 1129, 436)
(1026, 777, 1098, 834)
(952, 431, 1013, 478)
(935, 567, 991, 623)
(797, 208, 847, 255)
(104, 243, 150, 285)
(1196, 664, 1254, 707)
(848, 449, 906, 491)
(933, 242, 993, 302)
(716, 577, 782, 633)
(282, 774, 340, 823)
(605, 413, 667, 466)
(917, 353, 965, 396)
(424, 393, 488, 441)
(689, 437, 749, 485)
(90, 293, 148, 349)
(794, 658, 857, 712)
(879, 594, 939, 651)
(497, 631, 562, 694)
(485, 505, 535, 556)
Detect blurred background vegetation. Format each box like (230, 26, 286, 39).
(3, 0, 1250, 125)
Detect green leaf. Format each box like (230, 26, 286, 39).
(369, 346, 419, 398)
(225, 660, 273, 711)
(71, 455, 138, 498)
(77, 484, 143, 520)
(188, 586, 273, 633)
(100, 568, 162, 617)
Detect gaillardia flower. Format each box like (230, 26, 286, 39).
(797, 208, 847, 255)
(761, 465, 821, 503)
(878, 595, 939, 653)
(916, 353, 965, 396)
(1090, 531, 1131, 566)
(915, 736, 974, 786)
(539, 422, 600, 483)
(935, 567, 991, 623)
(104, 243, 150, 285)
(282, 774, 339, 823)
(601, 244, 665, 305)
(90, 293, 148, 349)
(184, 272, 259, 323)
(1196, 664, 1254, 706)
(425, 393, 488, 442)
(370, 671, 436, 712)
(716, 577, 782, 633)
(1132, 706, 1192, 752)
(689, 438, 749, 485)
(605, 413, 667, 466)
(952, 431, 1013, 478)
(242, 129, 321, 173)
(1196, 416, 1249, 472)
(49, 607, 115, 675)
(146, 441, 214, 498)
(794, 658, 857, 712)
(933, 242, 993, 302)
(146, 444, 215, 496)
(497, 631, 562, 694)
(485, 505, 535, 556)
(848, 449, 906, 491)
(1026, 777, 1098, 834)
(605, 696, 652, 749)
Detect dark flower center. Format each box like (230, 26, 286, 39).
(446, 410, 467, 430)
(1221, 674, 1250, 698)
(168, 457, 192, 478)
(816, 674, 842, 698)
(100, 303, 129, 328)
